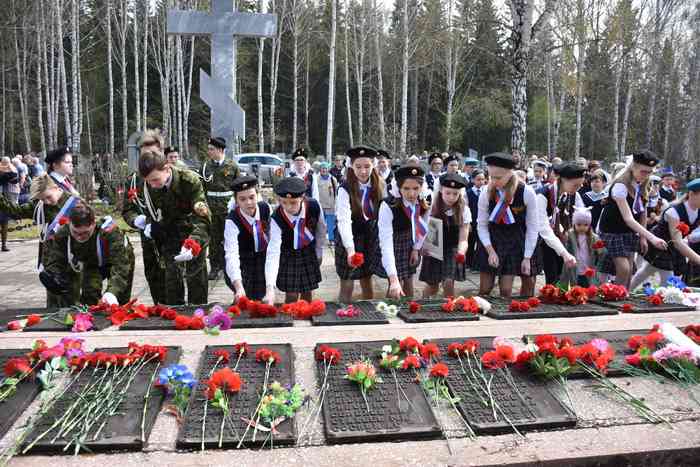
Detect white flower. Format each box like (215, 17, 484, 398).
(382, 345, 393, 354)
(662, 287, 686, 304)
(376, 302, 388, 313)
(386, 305, 398, 316)
(473, 296, 491, 313)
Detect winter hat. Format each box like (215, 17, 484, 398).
(572, 206, 592, 225)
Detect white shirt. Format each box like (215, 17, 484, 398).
(378, 198, 430, 278)
(224, 204, 268, 284)
(477, 184, 539, 258)
(535, 195, 569, 256)
(335, 181, 388, 252)
(664, 200, 698, 225)
(264, 202, 327, 289)
(290, 167, 320, 201)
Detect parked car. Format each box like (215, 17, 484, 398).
(235, 153, 285, 184)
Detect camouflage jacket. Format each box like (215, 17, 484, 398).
(200, 159, 240, 213)
(43, 216, 134, 299)
(122, 167, 211, 245)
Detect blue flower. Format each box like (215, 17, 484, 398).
(667, 276, 687, 290)
(643, 282, 655, 296)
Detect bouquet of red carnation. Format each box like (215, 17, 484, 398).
(598, 283, 628, 301)
(676, 222, 690, 237)
(684, 325, 700, 344)
(564, 286, 589, 305)
(539, 284, 561, 303)
(127, 188, 138, 202)
(509, 300, 530, 312)
(182, 238, 202, 257)
(408, 301, 422, 313)
(281, 299, 325, 319)
(349, 253, 364, 268)
(592, 240, 605, 250)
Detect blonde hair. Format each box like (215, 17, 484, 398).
(139, 129, 164, 152)
(609, 164, 650, 206)
(30, 174, 58, 200)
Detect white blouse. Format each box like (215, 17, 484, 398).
(224, 203, 269, 284)
(378, 198, 430, 278)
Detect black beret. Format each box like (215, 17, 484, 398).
(484, 152, 515, 169)
(557, 161, 586, 179)
(376, 149, 390, 159)
(45, 147, 71, 165)
(164, 146, 178, 155)
(444, 154, 461, 165)
(346, 146, 377, 161)
(632, 150, 659, 167)
(470, 169, 485, 178)
(274, 177, 307, 198)
(209, 137, 226, 150)
(231, 176, 259, 193)
(428, 152, 443, 164)
(395, 165, 425, 183)
(439, 173, 467, 190)
(292, 147, 307, 159)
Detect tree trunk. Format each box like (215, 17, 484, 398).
(683, 34, 700, 163)
(304, 42, 310, 149)
(36, 17, 47, 156)
(257, 37, 265, 152)
(143, 4, 148, 131)
(399, 0, 409, 157)
(71, 0, 81, 153)
(183, 36, 195, 157)
(85, 92, 93, 156)
(421, 53, 434, 150)
(545, 50, 552, 158)
(106, 0, 115, 155)
(269, 0, 285, 153)
(612, 55, 624, 159)
(1, 49, 5, 156)
(620, 68, 634, 157)
(57, 0, 72, 148)
(374, 3, 385, 149)
(14, 25, 31, 153)
(325, 0, 338, 160)
(552, 87, 565, 157)
(292, 18, 299, 150)
(344, 0, 354, 148)
(134, 1, 141, 132)
(351, 0, 366, 144)
(120, 0, 128, 152)
(663, 62, 676, 160)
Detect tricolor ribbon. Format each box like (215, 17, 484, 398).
(45, 196, 79, 240)
(633, 184, 645, 215)
(235, 207, 268, 253)
(361, 185, 374, 220)
(96, 217, 115, 268)
(489, 190, 515, 225)
(402, 203, 428, 244)
(281, 201, 314, 250)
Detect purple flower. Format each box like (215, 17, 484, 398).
(205, 308, 232, 330)
(71, 313, 93, 333)
(65, 348, 85, 359)
(194, 308, 206, 318)
(590, 338, 610, 353)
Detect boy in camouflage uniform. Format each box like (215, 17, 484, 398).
(200, 137, 239, 280)
(0, 173, 81, 307)
(123, 150, 211, 305)
(42, 201, 135, 306)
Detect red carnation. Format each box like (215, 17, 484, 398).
(447, 343, 464, 358)
(7, 320, 22, 331)
(586, 285, 598, 298)
(509, 300, 521, 312)
(648, 294, 663, 306)
(238, 296, 251, 310)
(454, 252, 466, 264)
(234, 342, 250, 356)
(399, 337, 420, 352)
(592, 240, 605, 250)
(189, 316, 205, 330)
(644, 331, 664, 348)
(516, 351, 535, 364)
(625, 354, 642, 366)
(420, 342, 441, 360)
(127, 188, 138, 202)
(174, 315, 191, 330)
(429, 362, 449, 378)
(228, 305, 241, 317)
(463, 340, 479, 353)
(58, 216, 69, 226)
(583, 267, 596, 278)
(205, 367, 242, 399)
(558, 346, 579, 365)
(495, 345, 515, 363)
(535, 334, 558, 348)
(4, 357, 32, 377)
(408, 301, 422, 313)
(627, 335, 645, 351)
(315, 344, 342, 364)
(213, 349, 230, 363)
(182, 238, 202, 257)
(676, 222, 690, 237)
(349, 253, 365, 268)
(402, 355, 421, 370)
(162, 309, 177, 320)
(255, 348, 281, 365)
(527, 297, 541, 308)
(621, 303, 634, 313)
(26, 314, 41, 327)
(481, 351, 505, 369)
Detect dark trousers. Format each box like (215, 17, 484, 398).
(542, 242, 563, 284)
(466, 223, 479, 269)
(141, 233, 165, 304)
(208, 211, 226, 271)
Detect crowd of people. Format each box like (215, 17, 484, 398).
(0, 130, 697, 309)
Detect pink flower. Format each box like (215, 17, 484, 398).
(652, 344, 698, 363)
(590, 338, 610, 354)
(71, 313, 93, 333)
(39, 345, 65, 361)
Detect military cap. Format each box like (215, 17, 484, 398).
(209, 137, 226, 150)
(428, 152, 443, 164)
(395, 165, 425, 184)
(274, 177, 307, 198)
(632, 150, 659, 167)
(484, 152, 515, 169)
(557, 161, 586, 179)
(45, 147, 71, 165)
(439, 173, 468, 190)
(231, 176, 259, 193)
(444, 154, 461, 165)
(687, 178, 700, 192)
(376, 149, 390, 159)
(292, 147, 307, 159)
(164, 146, 178, 155)
(346, 146, 377, 161)
(532, 160, 549, 169)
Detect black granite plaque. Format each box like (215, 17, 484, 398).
(396, 299, 480, 323)
(591, 297, 696, 314)
(486, 296, 618, 320)
(311, 302, 390, 326)
(0, 349, 42, 441)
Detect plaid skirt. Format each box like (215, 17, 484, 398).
(419, 245, 466, 285)
(277, 246, 322, 293)
(334, 221, 385, 280)
(599, 232, 639, 274)
(224, 252, 267, 300)
(392, 228, 418, 281)
(476, 224, 539, 277)
(644, 242, 686, 274)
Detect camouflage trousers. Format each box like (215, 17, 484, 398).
(53, 253, 135, 307)
(160, 240, 209, 306)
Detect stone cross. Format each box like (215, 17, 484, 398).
(168, 0, 277, 146)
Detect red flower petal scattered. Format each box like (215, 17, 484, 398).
(408, 301, 422, 314)
(621, 303, 634, 313)
(583, 267, 596, 278)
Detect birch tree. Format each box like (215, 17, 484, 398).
(133, 0, 141, 132)
(106, 0, 115, 155)
(350, 0, 368, 144)
(343, 0, 354, 147)
(373, 1, 386, 149)
(268, 0, 287, 153)
(257, 0, 265, 151)
(326, 0, 338, 159)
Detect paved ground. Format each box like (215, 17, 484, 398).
(1, 236, 700, 466)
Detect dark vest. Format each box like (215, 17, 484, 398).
(382, 196, 421, 233)
(289, 170, 315, 197)
(466, 187, 481, 226)
(651, 202, 699, 242)
(271, 199, 320, 251)
(659, 186, 675, 203)
(582, 191, 605, 231)
(537, 183, 576, 232)
(487, 183, 527, 231)
(440, 211, 460, 248)
(425, 173, 439, 191)
(227, 202, 271, 258)
(599, 183, 643, 234)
